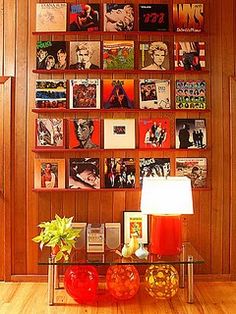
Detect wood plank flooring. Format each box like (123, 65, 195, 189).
(1, 282, 236, 314)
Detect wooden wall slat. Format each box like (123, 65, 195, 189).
(230, 77, 236, 275)
(3, 0, 16, 76)
(221, 0, 234, 275)
(209, 0, 224, 274)
(0, 0, 3, 75)
(26, 0, 38, 275)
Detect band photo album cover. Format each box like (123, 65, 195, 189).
(139, 79, 170, 109)
(104, 158, 135, 189)
(176, 118, 207, 149)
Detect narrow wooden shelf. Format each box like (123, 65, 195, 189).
(33, 188, 140, 192)
(33, 31, 208, 36)
(33, 69, 210, 75)
(32, 108, 210, 114)
(32, 148, 209, 153)
(33, 187, 210, 192)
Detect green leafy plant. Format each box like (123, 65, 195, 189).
(32, 214, 81, 261)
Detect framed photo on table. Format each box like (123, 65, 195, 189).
(123, 211, 148, 244)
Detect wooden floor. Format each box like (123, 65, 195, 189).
(0, 281, 236, 314)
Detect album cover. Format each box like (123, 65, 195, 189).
(34, 158, 65, 189)
(139, 119, 170, 149)
(104, 119, 135, 149)
(69, 3, 100, 31)
(104, 4, 134, 31)
(104, 158, 135, 188)
(36, 41, 67, 70)
(69, 79, 100, 109)
(139, 4, 169, 31)
(139, 41, 169, 70)
(173, 4, 204, 32)
(69, 118, 100, 149)
(69, 41, 100, 69)
(35, 118, 65, 148)
(35, 80, 67, 109)
(139, 158, 170, 187)
(103, 79, 134, 109)
(139, 79, 170, 109)
(176, 118, 207, 149)
(176, 157, 207, 188)
(175, 80, 206, 109)
(36, 3, 67, 32)
(174, 41, 206, 71)
(103, 41, 134, 70)
(69, 158, 100, 189)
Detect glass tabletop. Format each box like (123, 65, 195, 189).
(38, 242, 204, 266)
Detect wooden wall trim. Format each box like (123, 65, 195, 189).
(229, 76, 236, 275)
(0, 76, 14, 280)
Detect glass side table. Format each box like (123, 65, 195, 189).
(38, 242, 204, 306)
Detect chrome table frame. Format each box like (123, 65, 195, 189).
(46, 243, 202, 305)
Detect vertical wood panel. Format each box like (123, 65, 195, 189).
(230, 77, 236, 275)
(0, 0, 3, 75)
(3, 0, 16, 75)
(0, 78, 12, 280)
(12, 0, 29, 275)
(26, 0, 38, 275)
(221, 0, 234, 275)
(209, 0, 224, 274)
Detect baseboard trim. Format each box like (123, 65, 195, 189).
(9, 273, 236, 282)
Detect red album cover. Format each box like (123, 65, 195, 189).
(103, 79, 134, 109)
(139, 119, 170, 149)
(173, 4, 204, 32)
(69, 4, 100, 31)
(69, 118, 100, 149)
(174, 41, 206, 71)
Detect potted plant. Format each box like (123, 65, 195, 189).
(32, 214, 81, 261)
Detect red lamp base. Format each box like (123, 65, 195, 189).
(149, 215, 182, 255)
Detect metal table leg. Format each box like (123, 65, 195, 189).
(54, 264, 60, 289)
(179, 243, 185, 288)
(48, 257, 55, 306)
(187, 255, 194, 303)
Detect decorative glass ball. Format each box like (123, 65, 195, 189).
(145, 264, 179, 299)
(64, 265, 99, 304)
(106, 265, 140, 300)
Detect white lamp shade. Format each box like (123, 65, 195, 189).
(140, 176, 193, 215)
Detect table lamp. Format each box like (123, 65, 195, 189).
(140, 176, 193, 255)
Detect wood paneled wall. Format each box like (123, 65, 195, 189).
(0, 0, 235, 279)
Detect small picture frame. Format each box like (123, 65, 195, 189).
(123, 211, 148, 244)
(34, 158, 65, 189)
